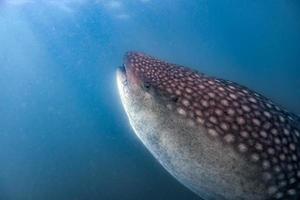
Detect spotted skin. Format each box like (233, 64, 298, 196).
(118, 52, 300, 200)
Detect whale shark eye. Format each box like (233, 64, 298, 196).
(143, 82, 151, 90)
(171, 96, 179, 103)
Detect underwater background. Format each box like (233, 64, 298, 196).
(0, 1, 300, 200)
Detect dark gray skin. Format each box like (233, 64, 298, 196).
(116, 52, 300, 200)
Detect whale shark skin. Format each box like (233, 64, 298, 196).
(116, 52, 300, 200)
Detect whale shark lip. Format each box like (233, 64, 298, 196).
(118, 64, 126, 75)
(116, 65, 127, 86)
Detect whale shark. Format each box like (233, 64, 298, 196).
(116, 52, 300, 200)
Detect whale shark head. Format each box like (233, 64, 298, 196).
(116, 52, 181, 145)
(117, 51, 204, 120)
(117, 52, 176, 102)
(117, 52, 161, 104)
(117, 52, 300, 200)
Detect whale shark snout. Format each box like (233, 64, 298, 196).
(122, 51, 161, 89)
(117, 52, 300, 200)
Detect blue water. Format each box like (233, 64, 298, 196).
(0, 1, 299, 200)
